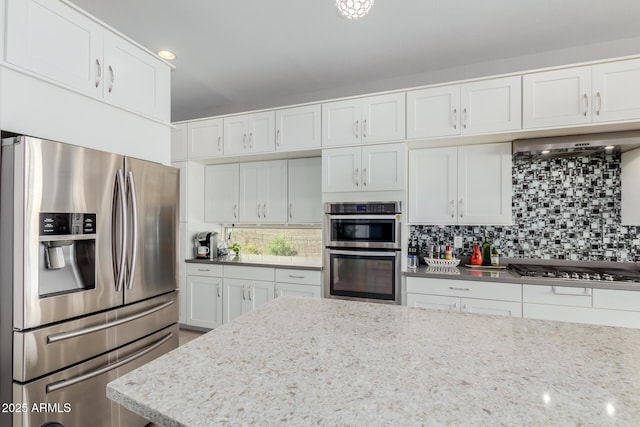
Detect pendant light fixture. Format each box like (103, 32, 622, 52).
(336, 0, 374, 20)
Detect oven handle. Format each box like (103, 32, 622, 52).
(327, 215, 400, 220)
(46, 301, 174, 344)
(327, 249, 399, 257)
(45, 332, 173, 394)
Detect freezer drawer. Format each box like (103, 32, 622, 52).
(14, 292, 178, 382)
(12, 324, 178, 427)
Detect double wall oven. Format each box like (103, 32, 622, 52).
(324, 202, 402, 304)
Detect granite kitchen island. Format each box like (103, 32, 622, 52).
(107, 297, 640, 426)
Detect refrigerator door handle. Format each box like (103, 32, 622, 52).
(113, 169, 127, 292)
(126, 170, 139, 290)
(45, 332, 174, 393)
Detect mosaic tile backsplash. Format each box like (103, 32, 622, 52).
(410, 151, 640, 262)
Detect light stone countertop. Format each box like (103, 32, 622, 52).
(108, 297, 640, 426)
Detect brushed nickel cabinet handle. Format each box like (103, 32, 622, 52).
(596, 92, 602, 115)
(354, 120, 359, 139)
(95, 59, 102, 88)
(363, 119, 368, 138)
(583, 93, 589, 117)
(108, 65, 114, 93)
(217, 135, 222, 152)
(355, 168, 359, 187)
(452, 108, 457, 129)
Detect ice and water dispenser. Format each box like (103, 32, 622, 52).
(39, 212, 96, 297)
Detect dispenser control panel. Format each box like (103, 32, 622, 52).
(39, 213, 96, 236)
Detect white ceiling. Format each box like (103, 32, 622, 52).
(70, 0, 640, 122)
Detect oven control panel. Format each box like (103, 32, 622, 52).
(325, 202, 401, 214)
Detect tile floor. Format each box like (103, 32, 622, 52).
(178, 328, 205, 346)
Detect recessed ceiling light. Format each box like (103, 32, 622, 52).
(604, 145, 615, 150)
(157, 50, 176, 60)
(541, 150, 550, 155)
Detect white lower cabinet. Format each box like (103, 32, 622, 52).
(185, 264, 223, 329)
(223, 266, 275, 323)
(406, 278, 522, 317)
(523, 285, 640, 328)
(275, 268, 322, 298)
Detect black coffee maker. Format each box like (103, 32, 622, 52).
(194, 231, 217, 259)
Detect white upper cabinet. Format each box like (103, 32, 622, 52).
(524, 59, 640, 128)
(288, 158, 322, 223)
(322, 143, 405, 192)
(239, 160, 288, 223)
(621, 147, 640, 225)
(523, 66, 592, 128)
(592, 59, 640, 122)
(224, 112, 275, 156)
(407, 76, 521, 139)
(456, 143, 512, 224)
(187, 118, 224, 159)
(171, 123, 188, 161)
(205, 163, 240, 223)
(275, 105, 322, 152)
(5, 0, 171, 122)
(101, 31, 170, 121)
(409, 142, 512, 225)
(5, 0, 102, 97)
(322, 93, 405, 147)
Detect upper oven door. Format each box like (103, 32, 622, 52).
(324, 215, 401, 249)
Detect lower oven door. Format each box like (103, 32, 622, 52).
(12, 324, 178, 427)
(324, 248, 400, 304)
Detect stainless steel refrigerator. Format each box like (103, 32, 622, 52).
(0, 135, 179, 426)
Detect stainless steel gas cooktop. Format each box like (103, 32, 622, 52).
(508, 264, 640, 283)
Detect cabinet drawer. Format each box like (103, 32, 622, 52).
(407, 293, 459, 312)
(593, 289, 640, 312)
(523, 285, 592, 307)
(461, 298, 522, 317)
(186, 263, 223, 277)
(224, 265, 275, 281)
(275, 269, 321, 285)
(406, 278, 521, 302)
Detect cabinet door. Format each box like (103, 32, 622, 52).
(406, 85, 460, 138)
(5, 0, 103, 97)
(186, 275, 223, 329)
(173, 161, 187, 222)
(322, 147, 361, 192)
(275, 283, 321, 298)
(260, 160, 288, 223)
(171, 124, 188, 161)
(460, 76, 521, 134)
(222, 279, 247, 323)
(288, 158, 322, 223)
(407, 294, 460, 312)
(457, 143, 512, 225)
(408, 147, 457, 224)
(523, 66, 592, 128)
(247, 280, 275, 311)
(187, 118, 224, 159)
(622, 148, 640, 225)
(178, 223, 187, 324)
(592, 58, 640, 123)
(460, 298, 522, 317)
(223, 116, 248, 155)
(205, 164, 240, 223)
(102, 31, 170, 121)
(239, 162, 262, 222)
(247, 111, 275, 153)
(322, 100, 362, 147)
(361, 93, 405, 143)
(276, 105, 322, 152)
(361, 143, 405, 191)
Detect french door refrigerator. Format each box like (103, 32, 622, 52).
(0, 135, 180, 427)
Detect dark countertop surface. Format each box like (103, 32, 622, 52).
(186, 255, 322, 271)
(404, 258, 640, 291)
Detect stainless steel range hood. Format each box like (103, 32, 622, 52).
(513, 130, 640, 157)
